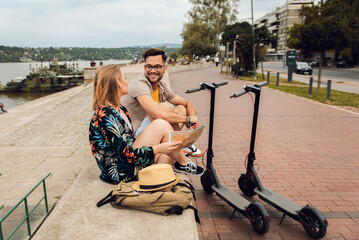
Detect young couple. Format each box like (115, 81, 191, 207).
(89, 48, 204, 184)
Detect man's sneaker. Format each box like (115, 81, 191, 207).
(174, 159, 204, 176)
(183, 144, 203, 157)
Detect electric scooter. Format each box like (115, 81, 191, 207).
(230, 82, 328, 239)
(186, 81, 270, 235)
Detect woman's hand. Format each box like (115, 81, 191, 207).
(153, 141, 182, 155)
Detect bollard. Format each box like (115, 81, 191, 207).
(276, 72, 280, 87)
(308, 77, 313, 96)
(326, 80, 332, 101)
(267, 71, 270, 84)
(288, 65, 293, 82)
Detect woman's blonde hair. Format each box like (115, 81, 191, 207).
(92, 64, 123, 110)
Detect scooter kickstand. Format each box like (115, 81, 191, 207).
(278, 213, 286, 225)
(230, 209, 237, 221)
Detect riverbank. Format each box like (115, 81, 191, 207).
(0, 60, 131, 110)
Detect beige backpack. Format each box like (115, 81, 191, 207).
(96, 164, 199, 223)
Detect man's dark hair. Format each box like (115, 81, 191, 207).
(142, 48, 167, 63)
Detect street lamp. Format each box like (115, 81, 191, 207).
(251, 0, 256, 80)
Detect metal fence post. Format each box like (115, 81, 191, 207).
(0, 223, 3, 240)
(309, 77, 313, 96)
(43, 180, 49, 213)
(24, 198, 31, 237)
(267, 71, 270, 84)
(326, 80, 332, 101)
(276, 72, 280, 87)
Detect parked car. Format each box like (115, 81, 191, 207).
(311, 60, 319, 67)
(296, 62, 313, 75)
(336, 60, 345, 68)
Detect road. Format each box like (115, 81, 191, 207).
(261, 61, 359, 84)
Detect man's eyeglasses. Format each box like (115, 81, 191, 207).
(145, 64, 165, 71)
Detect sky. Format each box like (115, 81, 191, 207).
(0, 0, 289, 48)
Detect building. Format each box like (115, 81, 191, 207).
(254, 0, 312, 61)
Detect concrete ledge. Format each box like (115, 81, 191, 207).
(167, 62, 212, 74)
(33, 160, 198, 240)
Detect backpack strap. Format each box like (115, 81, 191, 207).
(186, 205, 200, 224)
(96, 191, 114, 207)
(183, 180, 195, 190)
(164, 205, 184, 215)
(177, 182, 197, 201)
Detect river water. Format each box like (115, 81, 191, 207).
(0, 60, 130, 110)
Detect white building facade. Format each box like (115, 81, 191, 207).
(254, 0, 312, 61)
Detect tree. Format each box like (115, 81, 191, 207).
(222, 22, 277, 72)
(287, 1, 352, 92)
(180, 21, 216, 57)
(185, 0, 240, 51)
(322, 0, 359, 65)
(170, 52, 178, 62)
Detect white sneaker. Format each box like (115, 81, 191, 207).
(174, 159, 204, 176)
(183, 144, 203, 158)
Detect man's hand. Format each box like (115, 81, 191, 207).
(186, 116, 199, 129)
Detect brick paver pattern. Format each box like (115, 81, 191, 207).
(170, 66, 359, 240)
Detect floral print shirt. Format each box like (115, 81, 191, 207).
(89, 105, 154, 184)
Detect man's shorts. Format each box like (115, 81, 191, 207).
(135, 116, 151, 137)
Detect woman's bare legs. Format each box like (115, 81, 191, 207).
(132, 119, 188, 165)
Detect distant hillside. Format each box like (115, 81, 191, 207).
(0, 45, 180, 63)
(129, 43, 182, 48)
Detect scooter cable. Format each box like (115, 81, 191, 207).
(201, 147, 212, 173)
(248, 92, 255, 106)
(244, 151, 254, 176)
(254, 163, 260, 174)
(244, 151, 261, 176)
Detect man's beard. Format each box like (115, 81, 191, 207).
(145, 72, 163, 84)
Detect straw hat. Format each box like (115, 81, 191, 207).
(132, 164, 181, 192)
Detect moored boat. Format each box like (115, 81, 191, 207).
(0, 60, 84, 92)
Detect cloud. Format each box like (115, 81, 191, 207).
(0, 0, 293, 48)
(0, 0, 191, 47)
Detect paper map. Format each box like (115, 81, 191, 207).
(169, 125, 205, 148)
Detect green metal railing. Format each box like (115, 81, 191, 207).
(0, 173, 52, 240)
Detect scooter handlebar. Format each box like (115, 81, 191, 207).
(213, 81, 228, 87)
(185, 86, 203, 94)
(254, 81, 268, 88)
(186, 81, 228, 94)
(230, 89, 248, 98)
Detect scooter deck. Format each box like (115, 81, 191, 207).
(255, 188, 301, 215)
(212, 184, 250, 210)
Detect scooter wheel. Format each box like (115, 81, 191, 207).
(247, 201, 270, 234)
(238, 174, 256, 197)
(300, 207, 327, 239)
(200, 170, 214, 194)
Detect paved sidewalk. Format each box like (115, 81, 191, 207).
(1, 62, 357, 239)
(0, 62, 210, 240)
(170, 66, 359, 239)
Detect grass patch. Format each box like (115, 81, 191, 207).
(267, 84, 359, 107)
(232, 72, 359, 108)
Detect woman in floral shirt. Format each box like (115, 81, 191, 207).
(89, 64, 203, 184)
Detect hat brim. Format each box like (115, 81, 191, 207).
(132, 174, 181, 192)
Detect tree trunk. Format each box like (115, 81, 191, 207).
(316, 50, 325, 93)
